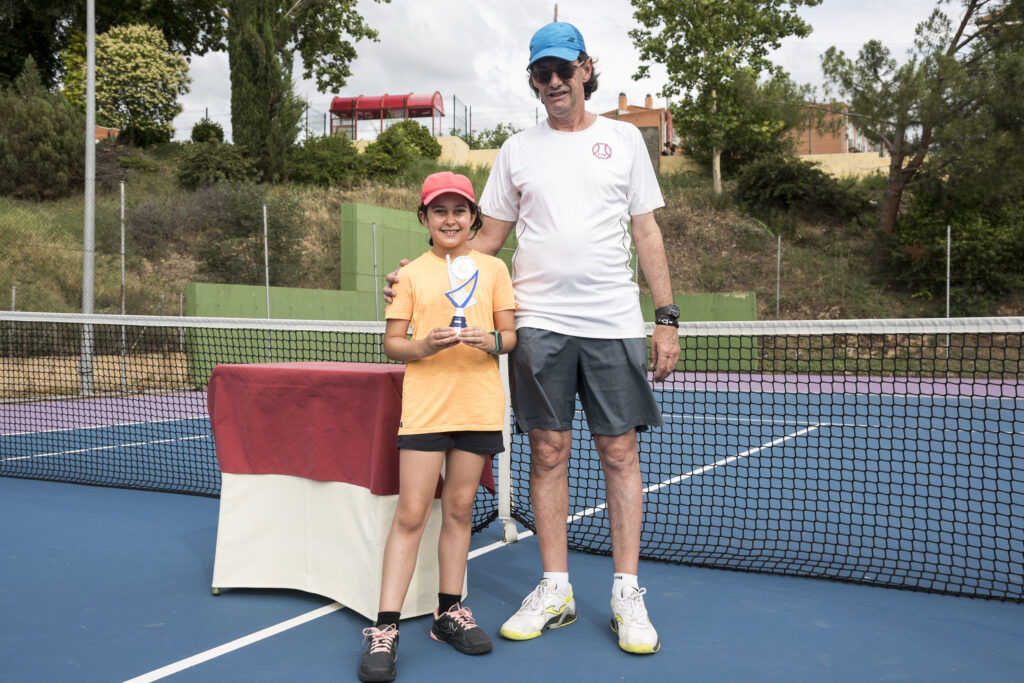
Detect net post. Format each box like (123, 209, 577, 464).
(263, 204, 272, 362)
(498, 354, 519, 543)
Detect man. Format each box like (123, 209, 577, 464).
(387, 21, 680, 654)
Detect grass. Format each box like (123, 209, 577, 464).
(2, 145, 1020, 321)
(653, 172, 929, 321)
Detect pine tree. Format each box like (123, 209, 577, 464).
(227, 0, 303, 181)
(0, 56, 85, 199)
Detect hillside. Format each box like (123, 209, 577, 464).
(2, 143, 1020, 321)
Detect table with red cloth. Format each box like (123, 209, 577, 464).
(208, 361, 493, 619)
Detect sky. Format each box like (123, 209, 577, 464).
(170, 0, 944, 142)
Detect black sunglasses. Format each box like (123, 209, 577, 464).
(530, 61, 582, 85)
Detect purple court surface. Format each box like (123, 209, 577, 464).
(0, 392, 207, 436)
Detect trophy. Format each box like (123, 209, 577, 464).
(444, 254, 479, 337)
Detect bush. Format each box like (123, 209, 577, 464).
(194, 182, 304, 287)
(391, 157, 491, 197)
(889, 197, 1024, 315)
(288, 134, 361, 187)
(127, 185, 219, 259)
(734, 155, 869, 228)
(0, 57, 85, 199)
(362, 121, 442, 181)
(175, 141, 257, 190)
(191, 117, 224, 144)
(120, 123, 173, 147)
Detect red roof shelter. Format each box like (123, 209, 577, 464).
(329, 92, 445, 140)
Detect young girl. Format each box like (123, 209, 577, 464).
(358, 172, 516, 683)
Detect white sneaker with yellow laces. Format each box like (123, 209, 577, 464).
(610, 586, 660, 654)
(499, 579, 577, 640)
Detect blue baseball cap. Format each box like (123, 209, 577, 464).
(528, 22, 587, 67)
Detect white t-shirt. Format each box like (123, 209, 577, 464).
(479, 115, 664, 339)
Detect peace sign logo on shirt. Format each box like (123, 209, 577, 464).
(592, 142, 612, 160)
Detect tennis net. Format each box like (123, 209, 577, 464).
(504, 316, 1024, 602)
(2, 312, 1022, 601)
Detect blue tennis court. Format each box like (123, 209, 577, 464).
(3, 313, 1024, 680)
(3, 474, 1024, 682)
(4, 384, 1023, 600)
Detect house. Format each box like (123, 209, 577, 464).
(790, 104, 886, 156)
(599, 93, 675, 171)
(95, 126, 118, 141)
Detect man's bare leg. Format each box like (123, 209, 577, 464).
(528, 428, 573, 571)
(595, 431, 643, 575)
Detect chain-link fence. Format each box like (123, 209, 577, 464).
(1, 162, 967, 321)
(3, 178, 641, 320)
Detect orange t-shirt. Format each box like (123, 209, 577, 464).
(385, 249, 515, 435)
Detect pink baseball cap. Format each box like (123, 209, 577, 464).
(420, 171, 476, 206)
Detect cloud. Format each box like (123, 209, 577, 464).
(172, 0, 938, 141)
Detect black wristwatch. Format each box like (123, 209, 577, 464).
(654, 303, 680, 328)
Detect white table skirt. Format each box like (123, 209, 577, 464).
(212, 472, 464, 619)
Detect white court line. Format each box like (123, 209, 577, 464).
(562, 425, 822, 524)
(124, 528, 534, 682)
(2, 435, 211, 463)
(663, 412, 1024, 437)
(3, 416, 207, 438)
(663, 412, 822, 427)
(122, 603, 344, 683)
(468, 530, 535, 560)
(644, 425, 820, 495)
(122, 423, 817, 682)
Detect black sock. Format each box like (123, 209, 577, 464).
(375, 611, 400, 629)
(437, 593, 461, 615)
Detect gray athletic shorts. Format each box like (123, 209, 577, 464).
(509, 327, 664, 436)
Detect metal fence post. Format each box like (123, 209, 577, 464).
(776, 235, 782, 319)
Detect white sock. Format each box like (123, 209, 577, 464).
(542, 571, 571, 594)
(613, 573, 639, 597)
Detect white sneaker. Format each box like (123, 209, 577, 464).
(499, 579, 577, 640)
(610, 586, 660, 654)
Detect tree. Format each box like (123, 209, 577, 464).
(912, 4, 1024, 211)
(288, 133, 361, 187)
(0, 56, 85, 199)
(191, 116, 225, 143)
(675, 68, 810, 175)
(2, 0, 385, 95)
(1, 0, 223, 90)
(465, 122, 522, 150)
(62, 24, 191, 145)
(273, 0, 388, 93)
(820, 0, 1022, 235)
(881, 3, 1024, 312)
(362, 120, 442, 180)
(176, 140, 257, 190)
(224, 0, 386, 180)
(195, 181, 304, 286)
(227, 0, 304, 181)
(630, 0, 821, 193)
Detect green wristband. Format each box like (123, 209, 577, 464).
(489, 330, 503, 354)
